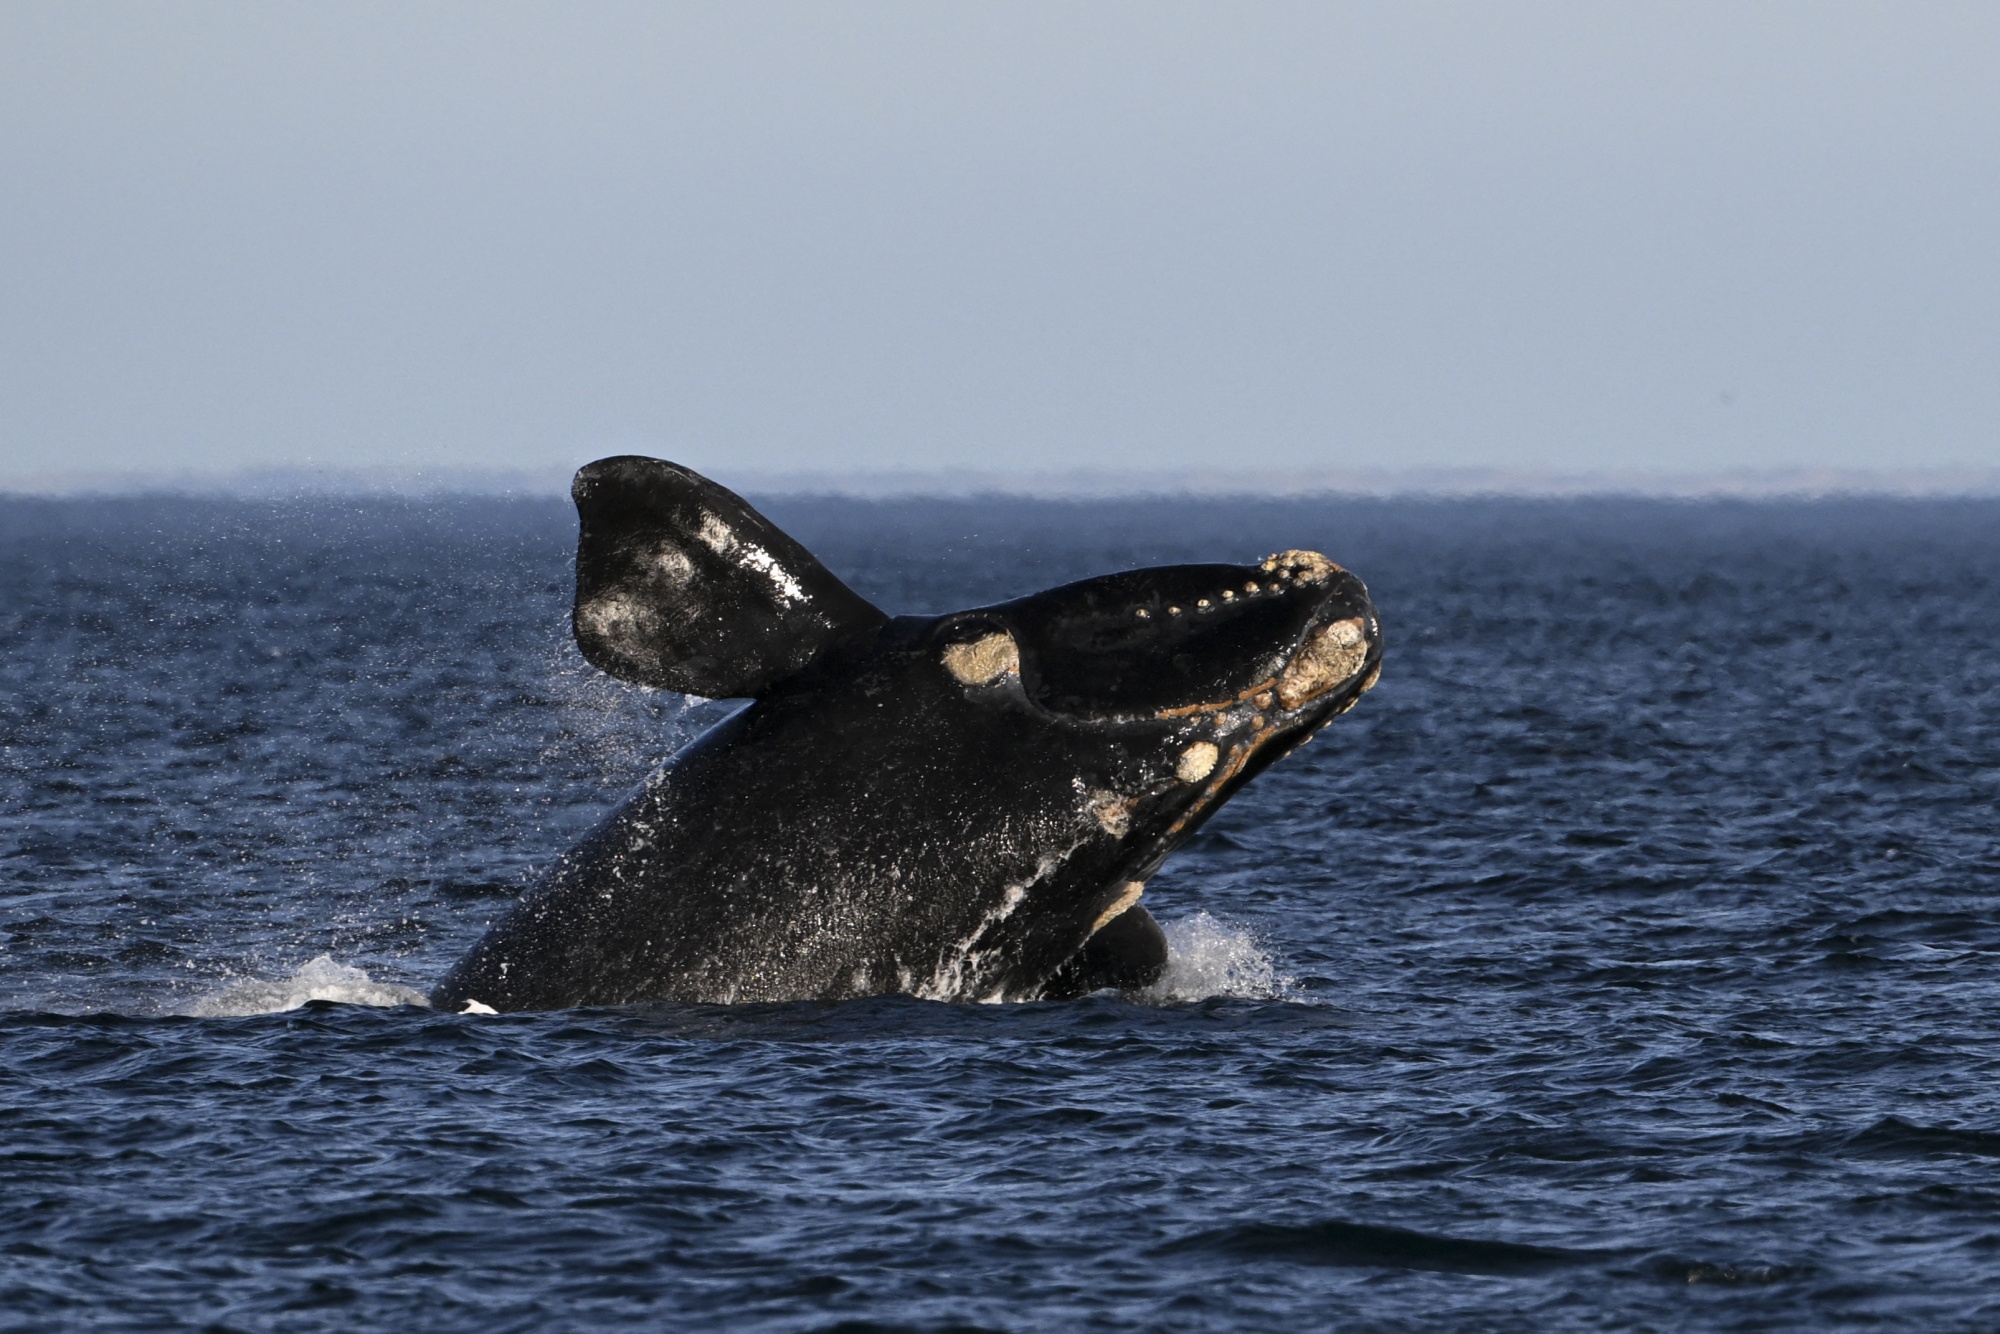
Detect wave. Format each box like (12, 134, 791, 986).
(1157, 1218, 1617, 1275)
(171, 915, 1286, 1018)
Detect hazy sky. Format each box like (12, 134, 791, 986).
(2, 2, 1996, 487)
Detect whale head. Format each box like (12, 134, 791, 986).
(951, 551, 1377, 720)
(917, 554, 1379, 961)
(933, 549, 1379, 814)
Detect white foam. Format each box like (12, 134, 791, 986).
(186, 955, 431, 1017)
(1136, 911, 1298, 1003)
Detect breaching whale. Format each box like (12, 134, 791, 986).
(432, 457, 1381, 1011)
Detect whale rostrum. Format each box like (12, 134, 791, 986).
(431, 456, 1382, 1011)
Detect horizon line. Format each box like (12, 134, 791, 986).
(6, 461, 2000, 501)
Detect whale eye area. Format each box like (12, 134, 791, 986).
(992, 565, 1324, 717)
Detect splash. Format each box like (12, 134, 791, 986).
(1136, 911, 1298, 1003)
(186, 956, 431, 1017)
(536, 619, 718, 787)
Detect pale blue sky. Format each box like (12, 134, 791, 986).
(2, 2, 1996, 489)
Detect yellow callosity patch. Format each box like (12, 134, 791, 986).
(1260, 550, 1341, 585)
(1176, 741, 1220, 783)
(942, 631, 1020, 685)
(1276, 617, 1371, 709)
(1089, 882, 1145, 935)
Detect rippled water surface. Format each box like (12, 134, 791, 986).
(4, 493, 1999, 1330)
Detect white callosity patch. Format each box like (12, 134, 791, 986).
(186, 956, 430, 1017)
(694, 510, 806, 607)
(1087, 789, 1134, 837)
(1276, 617, 1371, 709)
(942, 631, 1020, 686)
(1176, 741, 1220, 783)
(1135, 912, 1298, 1003)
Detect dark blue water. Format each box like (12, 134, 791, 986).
(4, 493, 1999, 1331)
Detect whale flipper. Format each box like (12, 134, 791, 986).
(571, 456, 888, 698)
(1040, 904, 1170, 999)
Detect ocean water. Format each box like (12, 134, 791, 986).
(3, 492, 1998, 1331)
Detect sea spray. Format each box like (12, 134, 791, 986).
(1139, 911, 1298, 1002)
(187, 956, 431, 1016)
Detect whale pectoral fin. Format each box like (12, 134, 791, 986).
(1041, 904, 1168, 999)
(571, 456, 889, 697)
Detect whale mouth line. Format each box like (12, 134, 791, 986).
(1148, 615, 1376, 724)
(1151, 675, 1281, 720)
(1154, 640, 1381, 843)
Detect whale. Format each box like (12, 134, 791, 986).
(431, 457, 1382, 1011)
